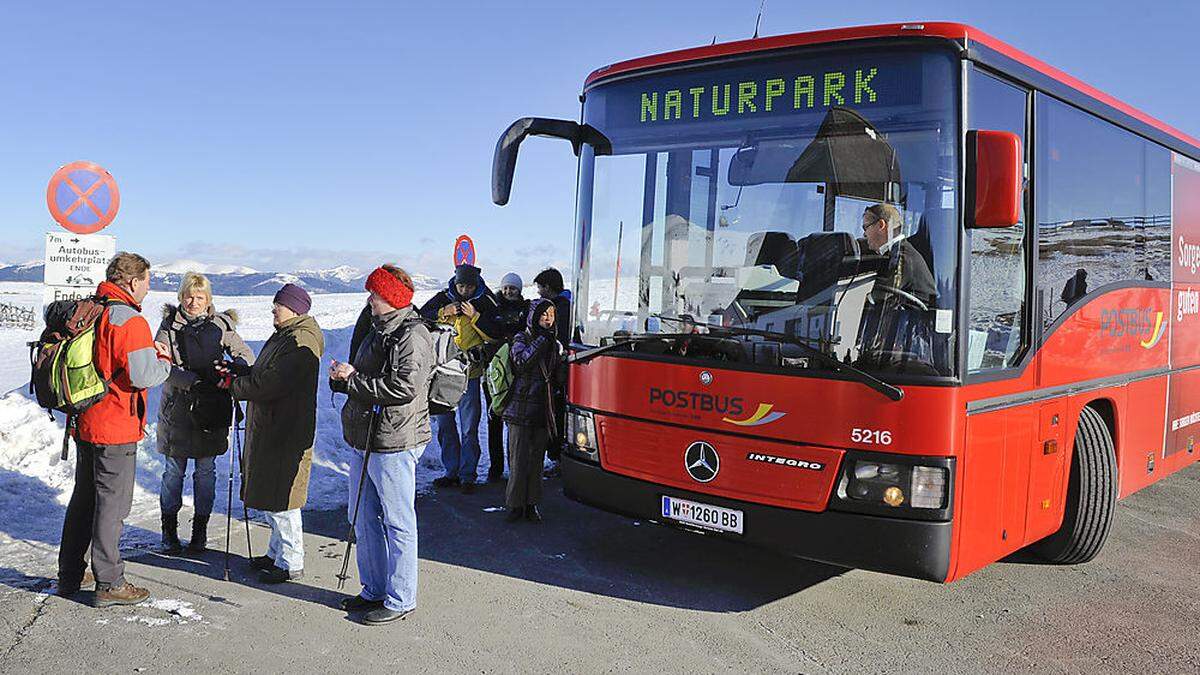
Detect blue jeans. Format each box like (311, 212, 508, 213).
(432, 377, 482, 483)
(348, 446, 420, 612)
(159, 456, 216, 517)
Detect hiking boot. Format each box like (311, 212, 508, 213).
(259, 566, 304, 584)
(525, 505, 542, 523)
(55, 570, 95, 597)
(339, 595, 385, 612)
(460, 481, 477, 495)
(186, 515, 210, 553)
(94, 582, 150, 607)
(161, 513, 183, 554)
(363, 607, 414, 625)
(432, 476, 460, 488)
(249, 555, 276, 571)
(505, 506, 524, 522)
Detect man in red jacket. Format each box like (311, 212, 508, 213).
(56, 252, 172, 607)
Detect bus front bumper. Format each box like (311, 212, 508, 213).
(562, 455, 953, 582)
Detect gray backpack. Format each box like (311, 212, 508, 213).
(426, 322, 469, 414)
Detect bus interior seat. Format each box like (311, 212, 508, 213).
(739, 339, 782, 367)
(905, 214, 935, 271)
(744, 231, 800, 277)
(795, 232, 857, 302)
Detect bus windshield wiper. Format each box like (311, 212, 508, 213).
(654, 315, 903, 402)
(568, 333, 694, 365)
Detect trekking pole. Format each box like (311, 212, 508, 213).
(224, 420, 235, 581)
(234, 403, 253, 560)
(336, 405, 380, 591)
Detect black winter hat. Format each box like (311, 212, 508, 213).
(453, 264, 482, 286)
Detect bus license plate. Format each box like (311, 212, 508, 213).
(661, 496, 743, 534)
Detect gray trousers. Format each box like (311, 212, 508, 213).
(58, 441, 137, 588)
(505, 424, 548, 508)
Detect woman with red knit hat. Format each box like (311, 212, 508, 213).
(330, 265, 434, 625)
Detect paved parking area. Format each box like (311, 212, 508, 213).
(2, 465, 1198, 673)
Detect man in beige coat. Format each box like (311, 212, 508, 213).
(220, 283, 324, 583)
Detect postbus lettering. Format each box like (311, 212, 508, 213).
(648, 387, 745, 416)
(1100, 308, 1155, 337)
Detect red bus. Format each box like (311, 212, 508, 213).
(491, 22, 1200, 582)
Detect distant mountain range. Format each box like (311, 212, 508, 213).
(0, 262, 443, 296)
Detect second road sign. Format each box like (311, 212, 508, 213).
(44, 231, 116, 288)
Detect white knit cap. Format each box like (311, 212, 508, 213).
(500, 272, 523, 289)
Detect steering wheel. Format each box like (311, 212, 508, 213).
(872, 284, 930, 312)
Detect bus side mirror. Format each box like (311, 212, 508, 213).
(492, 117, 610, 206)
(967, 130, 1022, 228)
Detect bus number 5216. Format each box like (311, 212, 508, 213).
(851, 428, 892, 445)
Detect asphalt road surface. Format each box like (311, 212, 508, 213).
(2, 465, 1198, 673)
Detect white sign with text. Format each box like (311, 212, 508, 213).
(43, 231, 116, 288)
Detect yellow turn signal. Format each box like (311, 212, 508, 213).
(883, 486, 905, 507)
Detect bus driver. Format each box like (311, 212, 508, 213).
(855, 203, 939, 374)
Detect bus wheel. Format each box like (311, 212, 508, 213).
(1034, 405, 1117, 564)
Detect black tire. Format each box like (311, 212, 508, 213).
(1034, 405, 1117, 564)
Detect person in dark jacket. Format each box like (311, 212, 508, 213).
(532, 267, 571, 472)
(532, 267, 571, 348)
(156, 272, 253, 554)
(418, 264, 500, 493)
(1061, 268, 1088, 307)
(855, 203, 939, 374)
(331, 265, 433, 625)
(483, 272, 529, 482)
(219, 283, 324, 584)
(502, 299, 563, 522)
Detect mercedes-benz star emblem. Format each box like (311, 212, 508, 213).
(699, 370, 713, 386)
(684, 441, 720, 483)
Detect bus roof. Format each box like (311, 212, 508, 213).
(584, 22, 1200, 155)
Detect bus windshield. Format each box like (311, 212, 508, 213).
(574, 47, 960, 378)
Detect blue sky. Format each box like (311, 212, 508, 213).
(1, 1, 1196, 279)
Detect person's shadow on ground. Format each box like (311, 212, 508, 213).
(129, 474, 844, 615)
(288, 476, 845, 613)
(0, 465, 161, 607)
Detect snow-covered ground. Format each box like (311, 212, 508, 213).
(0, 281, 505, 569)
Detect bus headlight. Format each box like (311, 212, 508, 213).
(910, 466, 948, 509)
(832, 454, 952, 520)
(565, 409, 599, 463)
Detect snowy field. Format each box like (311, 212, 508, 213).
(0, 281, 504, 568)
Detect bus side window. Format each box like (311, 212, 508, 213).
(1035, 94, 1172, 330)
(967, 70, 1029, 373)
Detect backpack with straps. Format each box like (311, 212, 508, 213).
(365, 314, 469, 416)
(28, 297, 123, 459)
(424, 322, 469, 415)
(484, 342, 515, 416)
